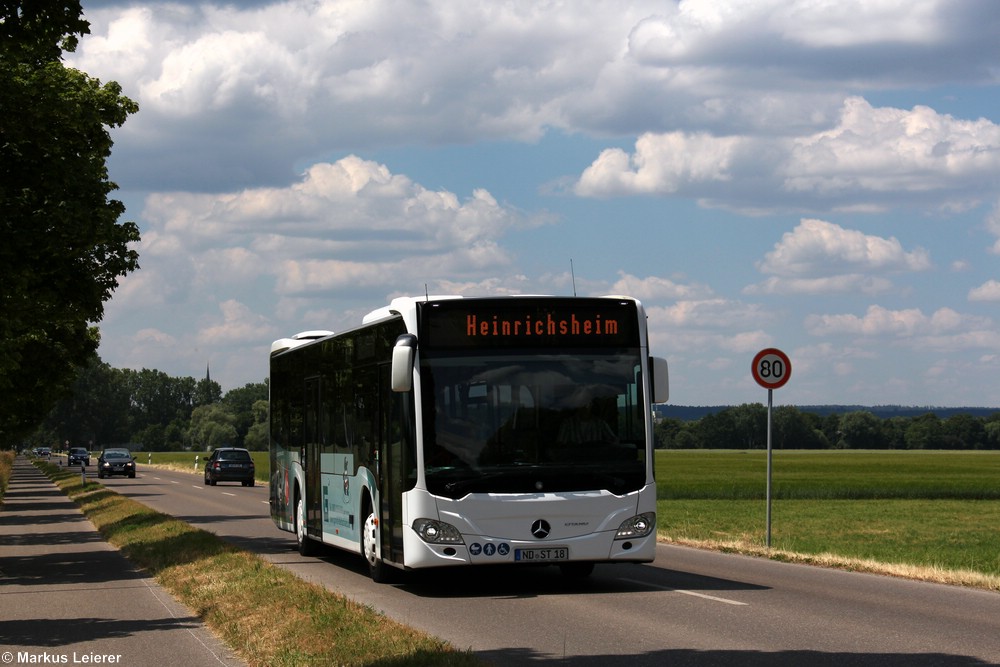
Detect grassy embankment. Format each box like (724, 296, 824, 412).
(656, 450, 1000, 590)
(33, 459, 481, 667)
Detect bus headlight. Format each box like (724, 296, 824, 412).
(615, 512, 655, 539)
(412, 518, 464, 545)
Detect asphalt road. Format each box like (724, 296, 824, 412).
(96, 464, 1000, 666)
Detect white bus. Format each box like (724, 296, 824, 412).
(269, 295, 668, 582)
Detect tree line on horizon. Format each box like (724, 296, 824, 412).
(654, 403, 1000, 450)
(19, 354, 1000, 453)
(23, 355, 268, 453)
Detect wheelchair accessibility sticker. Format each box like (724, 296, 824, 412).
(469, 542, 510, 557)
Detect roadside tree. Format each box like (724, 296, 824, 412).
(40, 354, 131, 449)
(189, 404, 238, 452)
(243, 400, 270, 451)
(0, 1, 139, 440)
(223, 381, 268, 447)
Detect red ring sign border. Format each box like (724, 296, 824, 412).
(752, 348, 791, 390)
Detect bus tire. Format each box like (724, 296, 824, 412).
(362, 497, 392, 583)
(295, 493, 317, 557)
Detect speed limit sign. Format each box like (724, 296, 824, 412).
(752, 348, 791, 390)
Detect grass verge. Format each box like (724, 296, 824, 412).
(35, 460, 481, 667)
(661, 531, 1000, 591)
(0, 450, 13, 502)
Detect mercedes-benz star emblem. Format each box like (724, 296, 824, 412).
(531, 519, 551, 539)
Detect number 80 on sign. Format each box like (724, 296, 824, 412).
(752, 348, 791, 390)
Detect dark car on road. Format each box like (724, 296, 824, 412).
(68, 447, 91, 466)
(98, 448, 136, 478)
(204, 447, 255, 486)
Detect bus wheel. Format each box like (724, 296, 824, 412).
(559, 562, 594, 579)
(362, 501, 392, 583)
(296, 494, 316, 557)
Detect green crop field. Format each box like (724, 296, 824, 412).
(139, 450, 269, 482)
(655, 450, 1000, 579)
(656, 449, 1000, 500)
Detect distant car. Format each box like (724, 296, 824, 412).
(97, 448, 136, 478)
(204, 448, 255, 487)
(68, 447, 91, 466)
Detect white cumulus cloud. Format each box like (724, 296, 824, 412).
(747, 219, 930, 294)
(575, 97, 1000, 214)
(969, 280, 1000, 302)
(805, 305, 990, 338)
(785, 97, 1000, 203)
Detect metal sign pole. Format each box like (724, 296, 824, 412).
(766, 387, 773, 549)
(752, 348, 790, 552)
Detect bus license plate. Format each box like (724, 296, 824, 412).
(514, 547, 569, 562)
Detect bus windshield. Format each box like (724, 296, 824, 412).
(420, 349, 647, 498)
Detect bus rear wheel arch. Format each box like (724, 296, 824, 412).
(361, 493, 394, 583)
(295, 490, 317, 557)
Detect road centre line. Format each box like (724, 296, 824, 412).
(619, 578, 748, 606)
(222, 492, 236, 497)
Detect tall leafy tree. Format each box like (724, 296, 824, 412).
(125, 369, 195, 435)
(773, 406, 828, 449)
(189, 404, 238, 452)
(243, 399, 270, 451)
(41, 354, 131, 448)
(941, 413, 987, 450)
(904, 413, 944, 450)
(837, 411, 884, 449)
(1, 1, 140, 440)
(194, 377, 223, 407)
(222, 381, 268, 446)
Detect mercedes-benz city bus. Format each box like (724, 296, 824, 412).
(269, 295, 668, 582)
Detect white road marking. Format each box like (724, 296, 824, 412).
(222, 492, 236, 497)
(620, 578, 749, 606)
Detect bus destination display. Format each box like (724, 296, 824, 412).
(420, 298, 639, 349)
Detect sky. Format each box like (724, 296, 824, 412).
(65, 0, 1000, 408)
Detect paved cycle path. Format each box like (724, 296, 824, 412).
(0, 457, 244, 667)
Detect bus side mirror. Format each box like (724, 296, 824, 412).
(391, 334, 417, 392)
(650, 356, 669, 404)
